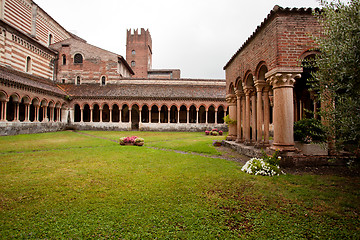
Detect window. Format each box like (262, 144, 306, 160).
(62, 55, 66, 65)
(76, 76, 81, 85)
(48, 34, 53, 46)
(101, 76, 106, 86)
(132, 50, 136, 55)
(62, 79, 65, 83)
(131, 61, 136, 67)
(25, 56, 31, 73)
(74, 53, 83, 64)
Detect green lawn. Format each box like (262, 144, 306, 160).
(0, 131, 359, 239)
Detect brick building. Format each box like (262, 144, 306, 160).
(0, 0, 227, 135)
(224, 6, 322, 152)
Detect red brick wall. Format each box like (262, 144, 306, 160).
(225, 9, 321, 92)
(126, 28, 152, 78)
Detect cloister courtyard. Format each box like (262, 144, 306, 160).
(0, 131, 358, 239)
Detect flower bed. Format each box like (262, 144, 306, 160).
(204, 129, 223, 136)
(119, 136, 144, 146)
(241, 151, 285, 176)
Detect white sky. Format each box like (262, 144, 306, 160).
(34, 0, 321, 79)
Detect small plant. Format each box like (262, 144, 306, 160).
(211, 131, 218, 136)
(134, 137, 144, 143)
(119, 136, 141, 145)
(205, 130, 210, 135)
(241, 150, 284, 176)
(218, 130, 223, 136)
(212, 140, 222, 147)
(223, 115, 237, 125)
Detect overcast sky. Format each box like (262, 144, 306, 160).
(34, 0, 321, 79)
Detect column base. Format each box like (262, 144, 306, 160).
(226, 135, 237, 141)
(235, 138, 244, 143)
(270, 143, 297, 152)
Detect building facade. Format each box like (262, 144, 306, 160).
(0, 0, 227, 135)
(224, 6, 322, 152)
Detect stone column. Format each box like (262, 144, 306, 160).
(187, 109, 190, 123)
(24, 104, 30, 122)
(168, 109, 170, 123)
(90, 108, 93, 122)
(226, 93, 237, 141)
(215, 110, 218, 124)
(235, 89, 243, 143)
(109, 108, 113, 122)
(14, 102, 19, 121)
(120, 109, 122, 122)
(243, 87, 252, 144)
(196, 109, 199, 123)
(251, 91, 256, 144)
(99, 108, 103, 122)
(158, 110, 161, 123)
(205, 110, 208, 124)
(129, 108, 132, 123)
(267, 72, 301, 152)
(139, 110, 142, 123)
(263, 86, 270, 146)
(80, 107, 84, 122)
(43, 106, 48, 122)
(241, 95, 246, 142)
(34, 105, 39, 122)
(177, 110, 180, 123)
(255, 80, 266, 147)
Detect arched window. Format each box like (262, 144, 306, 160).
(132, 50, 136, 55)
(131, 61, 136, 67)
(25, 56, 31, 73)
(62, 54, 66, 65)
(74, 53, 83, 64)
(76, 76, 81, 85)
(48, 34, 53, 45)
(101, 76, 106, 86)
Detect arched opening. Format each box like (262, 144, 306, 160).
(112, 104, 120, 122)
(74, 104, 81, 122)
(170, 105, 178, 123)
(208, 105, 215, 123)
(62, 54, 66, 65)
(121, 104, 129, 122)
(29, 98, 39, 122)
(6, 95, 17, 121)
(101, 76, 106, 86)
(74, 53, 83, 64)
(93, 104, 100, 122)
(189, 105, 197, 123)
(141, 105, 149, 123)
(199, 105, 206, 123)
(76, 76, 81, 85)
(26, 56, 31, 73)
(131, 105, 140, 129)
(151, 105, 159, 123)
(160, 105, 168, 123)
(102, 104, 110, 122)
(19, 97, 27, 122)
(83, 104, 91, 122)
(217, 106, 225, 124)
(48, 34, 53, 45)
(179, 105, 187, 123)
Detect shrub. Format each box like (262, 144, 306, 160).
(211, 131, 218, 136)
(219, 130, 223, 135)
(294, 118, 326, 143)
(223, 115, 237, 125)
(205, 131, 210, 135)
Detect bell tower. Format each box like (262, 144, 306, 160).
(126, 28, 152, 78)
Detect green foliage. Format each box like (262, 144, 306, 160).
(223, 115, 237, 125)
(294, 118, 327, 143)
(311, 0, 360, 155)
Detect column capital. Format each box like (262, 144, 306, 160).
(266, 73, 301, 89)
(225, 94, 237, 105)
(254, 80, 267, 92)
(234, 89, 244, 98)
(243, 86, 254, 96)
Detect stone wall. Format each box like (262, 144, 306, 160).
(0, 121, 67, 135)
(139, 123, 228, 132)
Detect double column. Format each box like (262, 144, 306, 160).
(266, 71, 301, 152)
(225, 93, 237, 141)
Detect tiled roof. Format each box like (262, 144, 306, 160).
(223, 5, 320, 70)
(60, 82, 226, 101)
(0, 66, 66, 96)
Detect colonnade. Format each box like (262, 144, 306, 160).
(227, 72, 301, 152)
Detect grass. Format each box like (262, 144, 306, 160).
(0, 131, 359, 239)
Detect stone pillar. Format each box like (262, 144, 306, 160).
(205, 110, 208, 124)
(226, 93, 237, 141)
(34, 105, 39, 122)
(263, 87, 270, 146)
(80, 107, 84, 122)
(139, 110, 142, 123)
(43, 106, 48, 122)
(215, 110, 218, 124)
(99, 108, 103, 122)
(267, 72, 301, 152)
(235, 89, 243, 143)
(50, 107, 54, 122)
(196, 109, 199, 124)
(158, 110, 160, 123)
(14, 102, 19, 121)
(187, 109, 190, 123)
(255, 80, 266, 147)
(129, 108, 132, 123)
(24, 104, 30, 122)
(120, 109, 122, 122)
(177, 110, 180, 123)
(241, 95, 246, 142)
(251, 91, 256, 144)
(109, 108, 113, 122)
(243, 88, 252, 144)
(168, 109, 170, 123)
(90, 108, 93, 122)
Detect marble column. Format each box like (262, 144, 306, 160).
(226, 93, 237, 141)
(255, 80, 266, 147)
(243, 87, 252, 144)
(196, 109, 199, 123)
(99, 108, 103, 122)
(0, 101, 6, 121)
(187, 109, 190, 123)
(90, 108, 93, 122)
(263, 86, 271, 146)
(80, 107, 84, 122)
(267, 72, 301, 152)
(109, 108, 113, 122)
(235, 89, 243, 143)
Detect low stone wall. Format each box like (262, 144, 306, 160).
(0, 121, 228, 135)
(0, 122, 67, 136)
(139, 123, 228, 132)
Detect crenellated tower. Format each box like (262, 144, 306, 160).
(126, 28, 152, 78)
